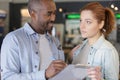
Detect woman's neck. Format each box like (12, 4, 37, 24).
(88, 33, 102, 45)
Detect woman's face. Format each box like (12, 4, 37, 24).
(80, 10, 103, 39)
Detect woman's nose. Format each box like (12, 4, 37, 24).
(80, 22, 85, 29)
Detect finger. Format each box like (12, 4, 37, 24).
(51, 60, 67, 71)
(87, 67, 101, 80)
(53, 60, 66, 64)
(95, 66, 101, 72)
(72, 45, 80, 51)
(53, 63, 66, 71)
(88, 66, 100, 74)
(88, 73, 100, 80)
(53, 60, 67, 67)
(88, 70, 100, 78)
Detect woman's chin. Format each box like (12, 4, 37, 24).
(81, 35, 87, 38)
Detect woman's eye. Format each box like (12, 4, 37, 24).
(86, 21, 92, 24)
(80, 20, 81, 22)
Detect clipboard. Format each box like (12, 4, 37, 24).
(49, 64, 90, 80)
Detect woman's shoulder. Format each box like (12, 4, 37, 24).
(101, 40, 115, 50)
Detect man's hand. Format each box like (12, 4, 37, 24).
(45, 60, 67, 79)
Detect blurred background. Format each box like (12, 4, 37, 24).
(0, 0, 120, 67)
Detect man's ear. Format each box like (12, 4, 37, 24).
(99, 20, 104, 29)
(30, 10, 36, 20)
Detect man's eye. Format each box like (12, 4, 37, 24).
(53, 12, 56, 16)
(47, 12, 52, 16)
(46, 11, 56, 17)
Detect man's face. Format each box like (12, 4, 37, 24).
(32, 1, 56, 34)
(0, 19, 5, 27)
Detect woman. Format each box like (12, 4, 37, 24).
(69, 2, 119, 80)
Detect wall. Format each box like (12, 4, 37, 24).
(0, 0, 27, 33)
(0, 1, 9, 34)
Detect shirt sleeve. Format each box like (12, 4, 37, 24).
(103, 48, 119, 80)
(52, 36, 65, 61)
(1, 33, 46, 80)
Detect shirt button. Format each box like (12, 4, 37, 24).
(1, 69, 3, 72)
(36, 41, 38, 44)
(36, 52, 38, 54)
(35, 65, 37, 68)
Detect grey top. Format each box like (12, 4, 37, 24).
(72, 42, 90, 64)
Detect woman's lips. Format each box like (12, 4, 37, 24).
(81, 30, 86, 34)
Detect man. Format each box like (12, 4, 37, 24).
(1, 0, 66, 80)
(0, 9, 7, 79)
(0, 9, 7, 49)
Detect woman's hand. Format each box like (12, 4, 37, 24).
(87, 66, 101, 80)
(68, 45, 80, 63)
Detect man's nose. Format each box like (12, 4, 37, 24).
(50, 14, 56, 21)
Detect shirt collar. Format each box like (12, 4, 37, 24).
(91, 34, 105, 50)
(23, 23, 55, 43)
(23, 23, 50, 37)
(23, 23, 37, 35)
(46, 32, 53, 42)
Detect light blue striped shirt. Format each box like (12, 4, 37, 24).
(72, 35, 119, 80)
(1, 23, 65, 80)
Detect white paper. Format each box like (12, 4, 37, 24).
(49, 64, 89, 80)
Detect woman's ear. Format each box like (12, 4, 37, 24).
(99, 20, 104, 29)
